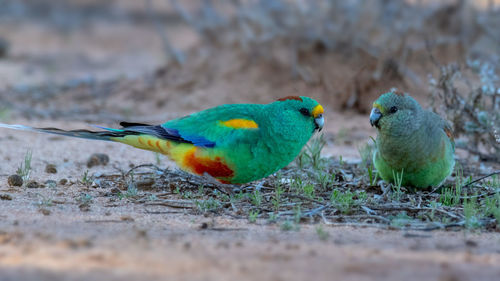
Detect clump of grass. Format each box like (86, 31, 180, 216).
(272, 183, 284, 211)
(154, 152, 162, 165)
(330, 189, 355, 214)
(249, 189, 262, 207)
(16, 150, 32, 182)
(123, 172, 139, 198)
(280, 220, 300, 232)
(358, 141, 379, 186)
(463, 193, 481, 229)
(389, 212, 414, 228)
(268, 212, 279, 223)
(35, 193, 53, 207)
(0, 107, 11, 122)
(483, 193, 500, 227)
(367, 164, 378, 186)
(358, 142, 374, 168)
(440, 166, 465, 206)
(78, 193, 93, 205)
(295, 134, 326, 170)
(248, 210, 259, 223)
(77, 193, 93, 211)
(316, 225, 329, 241)
(81, 170, 91, 186)
(125, 182, 138, 198)
(484, 174, 500, 189)
(391, 169, 404, 201)
(195, 197, 222, 213)
(147, 194, 158, 201)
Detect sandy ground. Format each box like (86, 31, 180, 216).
(1, 1, 499, 280)
(1, 128, 499, 281)
(2, 172, 500, 281)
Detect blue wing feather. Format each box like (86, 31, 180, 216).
(115, 123, 216, 148)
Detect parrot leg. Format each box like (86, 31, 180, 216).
(201, 172, 240, 194)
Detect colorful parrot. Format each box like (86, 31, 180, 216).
(0, 96, 324, 184)
(369, 90, 455, 188)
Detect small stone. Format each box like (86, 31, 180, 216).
(79, 203, 90, 212)
(110, 187, 121, 194)
(121, 216, 134, 222)
(62, 238, 92, 249)
(0, 194, 12, 200)
(26, 180, 41, 189)
(465, 240, 478, 247)
(136, 179, 155, 190)
(45, 164, 57, 174)
(7, 175, 23, 187)
(59, 178, 68, 185)
(87, 153, 110, 168)
(39, 208, 51, 216)
(45, 180, 57, 188)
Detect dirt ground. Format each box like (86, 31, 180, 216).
(0, 1, 499, 281)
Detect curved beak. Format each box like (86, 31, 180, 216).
(314, 114, 324, 131)
(312, 104, 324, 131)
(370, 107, 382, 128)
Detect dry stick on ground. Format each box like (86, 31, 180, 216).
(125, 164, 165, 177)
(145, 200, 195, 209)
(367, 204, 464, 220)
(460, 170, 500, 189)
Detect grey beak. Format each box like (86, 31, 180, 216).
(369, 108, 382, 128)
(314, 114, 324, 131)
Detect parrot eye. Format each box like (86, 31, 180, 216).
(389, 106, 398, 114)
(299, 108, 310, 116)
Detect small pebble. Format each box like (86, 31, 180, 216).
(26, 180, 42, 189)
(121, 216, 134, 222)
(0, 194, 12, 200)
(136, 179, 155, 190)
(79, 204, 90, 212)
(109, 187, 121, 194)
(59, 178, 68, 185)
(87, 153, 110, 168)
(39, 208, 51, 216)
(45, 180, 57, 188)
(7, 175, 23, 187)
(45, 164, 57, 174)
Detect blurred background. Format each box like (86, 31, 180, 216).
(0, 1, 499, 280)
(0, 0, 498, 161)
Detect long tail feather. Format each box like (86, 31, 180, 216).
(0, 123, 134, 141)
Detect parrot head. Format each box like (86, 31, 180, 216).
(370, 90, 422, 136)
(275, 96, 324, 132)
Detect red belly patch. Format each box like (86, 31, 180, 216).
(184, 148, 234, 179)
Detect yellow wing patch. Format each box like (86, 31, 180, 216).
(219, 119, 258, 129)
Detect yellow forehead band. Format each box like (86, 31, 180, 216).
(373, 103, 383, 112)
(312, 104, 324, 118)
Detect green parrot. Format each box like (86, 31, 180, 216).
(0, 96, 324, 184)
(369, 91, 455, 188)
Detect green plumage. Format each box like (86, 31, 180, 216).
(164, 97, 323, 183)
(370, 91, 455, 188)
(0, 96, 324, 184)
